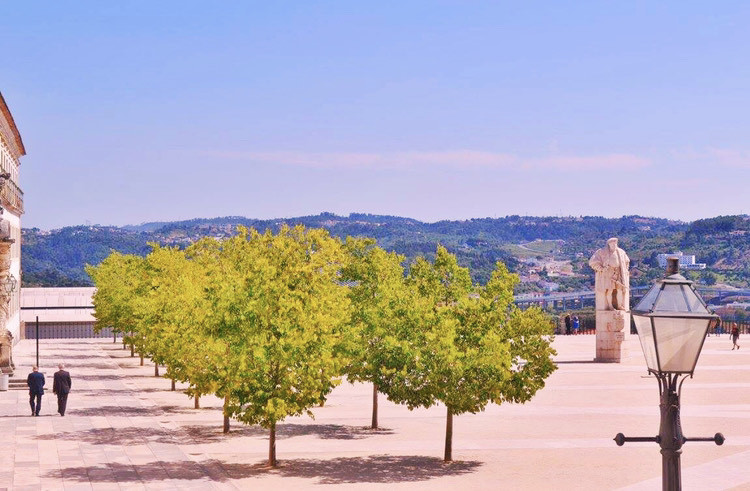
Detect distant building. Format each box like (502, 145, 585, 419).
(657, 252, 706, 270)
(0, 93, 24, 351)
(539, 281, 560, 292)
(21, 288, 107, 339)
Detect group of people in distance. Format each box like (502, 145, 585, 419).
(564, 314, 580, 335)
(562, 311, 744, 350)
(26, 364, 71, 416)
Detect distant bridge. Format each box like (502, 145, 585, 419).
(514, 286, 750, 312)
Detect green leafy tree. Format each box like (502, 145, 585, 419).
(139, 243, 226, 411)
(341, 237, 410, 429)
(87, 252, 148, 352)
(383, 245, 556, 461)
(700, 271, 718, 286)
(209, 226, 351, 467)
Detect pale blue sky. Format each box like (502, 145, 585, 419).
(3, 1, 750, 229)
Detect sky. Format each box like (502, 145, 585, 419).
(3, 1, 750, 230)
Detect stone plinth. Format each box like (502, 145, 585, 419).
(594, 310, 629, 363)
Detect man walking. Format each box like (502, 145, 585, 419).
(731, 325, 741, 350)
(26, 366, 45, 416)
(53, 364, 72, 416)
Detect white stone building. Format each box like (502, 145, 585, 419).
(656, 252, 706, 270)
(0, 93, 24, 345)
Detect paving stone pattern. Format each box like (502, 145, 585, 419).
(0, 336, 748, 490)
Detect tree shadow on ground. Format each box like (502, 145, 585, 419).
(48, 455, 481, 484)
(76, 373, 154, 380)
(273, 455, 482, 484)
(37, 422, 394, 446)
(36, 426, 181, 445)
(63, 362, 117, 369)
(40, 346, 106, 351)
(182, 423, 394, 442)
(41, 353, 110, 359)
(44, 459, 222, 483)
(76, 387, 174, 395)
(66, 404, 190, 418)
(74, 374, 124, 381)
(115, 364, 158, 371)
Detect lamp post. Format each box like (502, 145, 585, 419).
(614, 257, 724, 491)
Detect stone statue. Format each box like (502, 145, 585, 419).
(589, 237, 630, 311)
(0, 208, 10, 241)
(0, 329, 13, 373)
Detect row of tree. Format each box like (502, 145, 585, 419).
(87, 225, 557, 467)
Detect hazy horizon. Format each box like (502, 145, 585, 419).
(23, 210, 730, 232)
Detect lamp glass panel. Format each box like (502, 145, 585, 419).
(684, 285, 708, 313)
(654, 317, 710, 373)
(633, 315, 659, 371)
(653, 284, 689, 312)
(634, 285, 661, 312)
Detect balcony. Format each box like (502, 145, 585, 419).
(0, 178, 23, 215)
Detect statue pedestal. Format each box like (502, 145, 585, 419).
(594, 310, 629, 363)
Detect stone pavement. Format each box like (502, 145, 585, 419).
(0, 334, 748, 490)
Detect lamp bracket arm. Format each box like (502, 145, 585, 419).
(683, 433, 725, 446)
(613, 433, 659, 446)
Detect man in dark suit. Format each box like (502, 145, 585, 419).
(52, 364, 72, 416)
(26, 366, 45, 416)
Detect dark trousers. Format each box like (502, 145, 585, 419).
(29, 393, 42, 415)
(56, 392, 69, 415)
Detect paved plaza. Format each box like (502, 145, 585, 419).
(0, 334, 748, 490)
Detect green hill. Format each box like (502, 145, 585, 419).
(21, 213, 750, 291)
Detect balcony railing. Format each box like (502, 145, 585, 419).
(0, 178, 23, 215)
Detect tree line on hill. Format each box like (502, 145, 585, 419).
(22, 213, 750, 290)
(87, 225, 556, 466)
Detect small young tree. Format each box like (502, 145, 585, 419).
(382, 245, 556, 461)
(138, 243, 224, 408)
(87, 252, 148, 354)
(341, 237, 410, 429)
(209, 226, 351, 467)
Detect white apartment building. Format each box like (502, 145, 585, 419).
(657, 252, 706, 270)
(0, 93, 24, 343)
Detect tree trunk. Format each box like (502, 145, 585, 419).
(444, 406, 453, 462)
(123, 338, 126, 349)
(223, 395, 230, 433)
(154, 364, 159, 377)
(171, 379, 176, 391)
(130, 344, 134, 357)
(371, 383, 379, 429)
(140, 354, 144, 366)
(113, 332, 117, 343)
(194, 394, 200, 409)
(269, 422, 277, 467)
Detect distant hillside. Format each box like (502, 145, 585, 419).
(21, 213, 750, 291)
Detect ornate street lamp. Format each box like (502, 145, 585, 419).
(2, 274, 16, 298)
(0, 274, 16, 303)
(614, 257, 724, 491)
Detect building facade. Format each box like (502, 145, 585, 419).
(0, 93, 25, 365)
(21, 288, 108, 339)
(656, 252, 706, 270)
